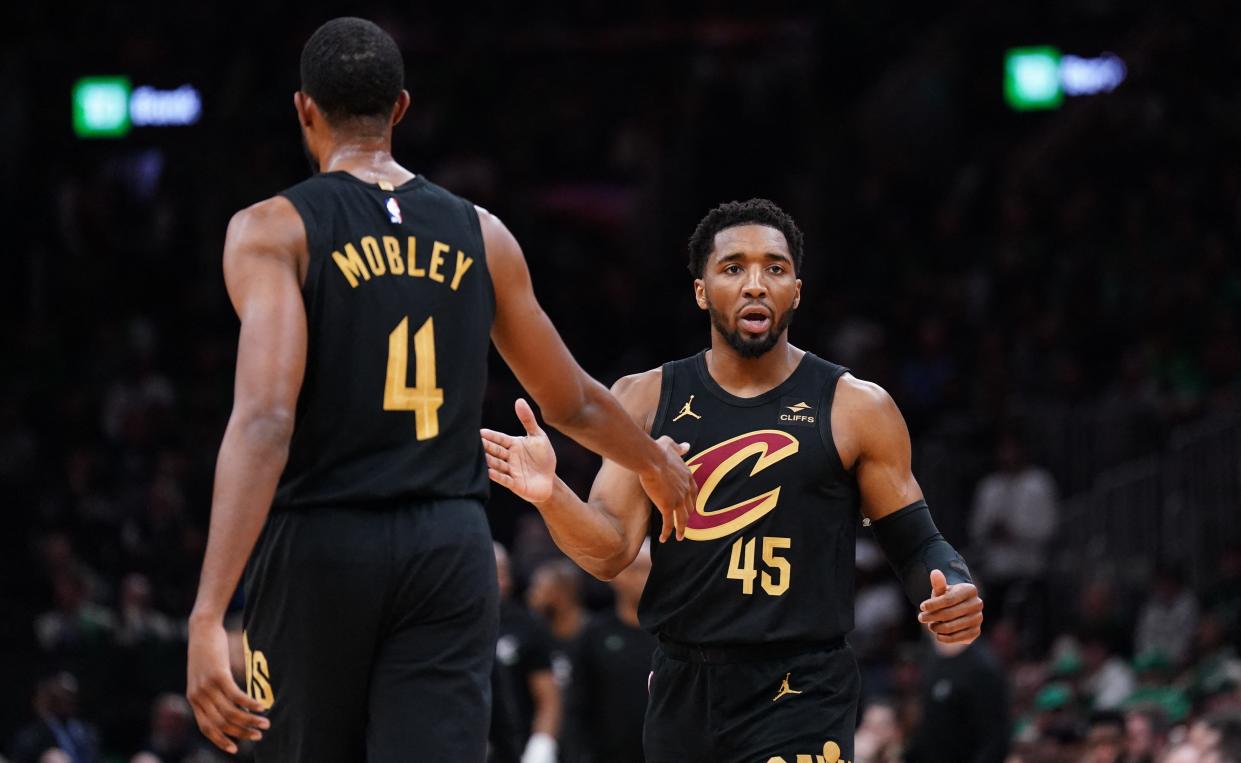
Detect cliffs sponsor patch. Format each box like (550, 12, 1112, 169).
(779, 397, 816, 427)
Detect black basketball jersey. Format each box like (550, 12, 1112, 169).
(638, 350, 860, 645)
(272, 171, 493, 509)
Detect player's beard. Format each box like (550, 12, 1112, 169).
(708, 302, 795, 358)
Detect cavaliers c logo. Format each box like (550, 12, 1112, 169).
(684, 430, 799, 541)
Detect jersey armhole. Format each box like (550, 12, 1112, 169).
(818, 366, 851, 481)
(276, 189, 324, 303)
(459, 197, 495, 320)
(648, 362, 676, 436)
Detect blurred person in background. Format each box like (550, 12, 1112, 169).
(526, 559, 588, 688)
(906, 633, 1010, 763)
(483, 199, 982, 761)
(1136, 567, 1201, 668)
(1194, 710, 1241, 763)
(494, 544, 561, 763)
(34, 572, 115, 657)
(1123, 706, 1170, 763)
(853, 699, 904, 763)
(8, 673, 97, 763)
(1083, 712, 1126, 763)
(969, 432, 1058, 653)
(115, 575, 177, 648)
(183, 15, 695, 762)
(131, 694, 215, 763)
(1080, 630, 1139, 712)
(562, 541, 657, 763)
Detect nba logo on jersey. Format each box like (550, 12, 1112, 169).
(385, 197, 402, 224)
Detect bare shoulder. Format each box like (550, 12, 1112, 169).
(474, 204, 518, 253)
(832, 373, 909, 467)
(610, 367, 663, 432)
(835, 374, 899, 416)
(224, 196, 305, 263)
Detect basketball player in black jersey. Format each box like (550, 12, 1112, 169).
(482, 199, 984, 762)
(184, 18, 696, 762)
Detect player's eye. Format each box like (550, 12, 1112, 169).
(723, 264, 742, 274)
(768, 265, 784, 274)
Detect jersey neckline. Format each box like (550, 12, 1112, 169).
(320, 170, 426, 191)
(693, 349, 815, 407)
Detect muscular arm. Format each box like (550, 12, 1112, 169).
(186, 197, 305, 753)
(191, 197, 307, 623)
(834, 376, 983, 642)
(481, 208, 692, 538)
(832, 376, 925, 523)
(485, 372, 660, 580)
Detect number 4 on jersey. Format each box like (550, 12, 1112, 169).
(384, 316, 443, 441)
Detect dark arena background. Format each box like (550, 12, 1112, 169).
(4, 3, 1241, 762)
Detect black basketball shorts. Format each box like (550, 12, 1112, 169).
(645, 639, 859, 763)
(241, 498, 499, 762)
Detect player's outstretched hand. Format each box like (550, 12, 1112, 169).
(187, 619, 269, 755)
(917, 569, 984, 644)
(481, 398, 557, 504)
(638, 436, 695, 543)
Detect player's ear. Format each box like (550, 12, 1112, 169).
(694, 279, 708, 310)
(391, 90, 411, 126)
(793, 278, 802, 310)
(293, 91, 311, 126)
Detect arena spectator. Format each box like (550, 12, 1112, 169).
(8, 674, 97, 763)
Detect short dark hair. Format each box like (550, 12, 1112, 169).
(300, 17, 404, 126)
(687, 198, 804, 278)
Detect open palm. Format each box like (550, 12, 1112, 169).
(481, 398, 557, 503)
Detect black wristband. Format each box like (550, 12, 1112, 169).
(869, 500, 973, 606)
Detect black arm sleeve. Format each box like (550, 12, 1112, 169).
(869, 499, 973, 606)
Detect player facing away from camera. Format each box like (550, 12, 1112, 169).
(184, 17, 696, 763)
(482, 199, 984, 763)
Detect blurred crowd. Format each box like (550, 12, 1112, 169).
(4, 2, 1241, 762)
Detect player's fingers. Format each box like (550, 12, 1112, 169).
(917, 598, 982, 624)
(485, 453, 511, 475)
(658, 506, 672, 544)
(480, 428, 516, 449)
(935, 624, 982, 644)
(920, 582, 976, 613)
(514, 398, 542, 436)
(674, 497, 688, 541)
(220, 681, 269, 716)
(215, 697, 268, 736)
(929, 569, 948, 597)
(192, 701, 240, 754)
(481, 437, 509, 459)
(928, 612, 984, 637)
(678, 441, 690, 455)
(488, 468, 515, 488)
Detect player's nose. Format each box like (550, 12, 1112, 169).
(742, 268, 766, 298)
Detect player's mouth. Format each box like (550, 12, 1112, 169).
(737, 305, 772, 334)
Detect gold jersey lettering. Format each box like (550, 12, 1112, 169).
(382, 235, 405, 275)
(331, 243, 371, 288)
(450, 250, 474, 291)
(429, 241, 449, 283)
(406, 236, 425, 277)
(360, 236, 386, 276)
(242, 631, 275, 711)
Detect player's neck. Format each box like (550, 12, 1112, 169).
(705, 334, 803, 398)
(320, 138, 414, 187)
(614, 600, 639, 628)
